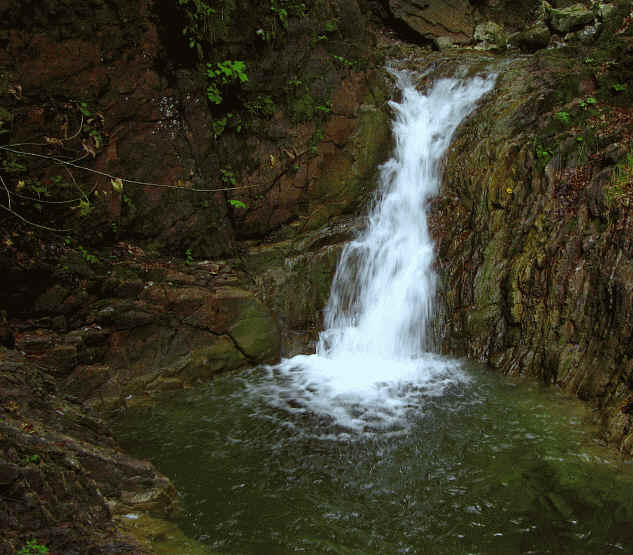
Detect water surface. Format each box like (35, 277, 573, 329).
(114, 363, 633, 554)
(115, 71, 633, 553)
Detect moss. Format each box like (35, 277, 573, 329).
(180, 336, 246, 380)
(464, 304, 502, 339)
(230, 299, 280, 361)
(473, 229, 507, 307)
(291, 92, 317, 122)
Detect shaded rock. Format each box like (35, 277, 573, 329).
(233, 69, 391, 238)
(230, 300, 281, 361)
(244, 217, 360, 355)
(568, 22, 601, 43)
(387, 0, 474, 44)
(0, 348, 176, 553)
(64, 365, 112, 399)
(514, 23, 552, 52)
(15, 329, 58, 355)
(0, 459, 18, 485)
(597, 2, 617, 21)
(34, 285, 70, 314)
(464, 0, 544, 33)
(549, 3, 595, 33)
(178, 336, 246, 381)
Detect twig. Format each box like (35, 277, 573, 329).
(0, 145, 262, 193)
(64, 164, 92, 203)
(0, 202, 71, 232)
(0, 175, 11, 210)
(10, 191, 82, 204)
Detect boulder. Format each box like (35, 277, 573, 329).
(388, 0, 474, 44)
(474, 21, 508, 51)
(569, 22, 601, 43)
(514, 23, 552, 52)
(434, 36, 455, 51)
(549, 3, 595, 33)
(597, 3, 617, 21)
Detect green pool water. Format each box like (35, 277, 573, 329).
(114, 362, 633, 554)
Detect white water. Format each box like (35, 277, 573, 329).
(253, 70, 496, 434)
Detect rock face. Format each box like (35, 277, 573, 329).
(0, 1, 394, 546)
(0, 348, 179, 553)
(0, 0, 390, 261)
(431, 7, 633, 454)
(387, 0, 475, 43)
(9, 248, 282, 409)
(0, 0, 393, 397)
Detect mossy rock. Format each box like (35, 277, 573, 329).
(179, 336, 247, 380)
(230, 299, 280, 361)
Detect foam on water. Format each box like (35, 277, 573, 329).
(251, 69, 496, 434)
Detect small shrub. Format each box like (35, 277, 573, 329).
(206, 61, 248, 105)
(220, 168, 236, 185)
(18, 539, 49, 555)
(228, 199, 246, 209)
(556, 111, 571, 124)
(579, 97, 597, 109)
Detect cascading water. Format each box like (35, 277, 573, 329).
(115, 67, 633, 555)
(253, 69, 496, 434)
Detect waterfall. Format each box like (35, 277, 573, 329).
(254, 69, 496, 435)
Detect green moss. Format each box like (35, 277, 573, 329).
(230, 299, 280, 361)
(473, 229, 507, 307)
(180, 336, 246, 380)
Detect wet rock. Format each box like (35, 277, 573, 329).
(433, 41, 633, 454)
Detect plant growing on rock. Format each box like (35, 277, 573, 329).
(579, 97, 597, 109)
(206, 60, 249, 105)
(228, 199, 246, 209)
(18, 540, 49, 555)
(178, 0, 216, 58)
(556, 111, 571, 124)
(605, 148, 633, 204)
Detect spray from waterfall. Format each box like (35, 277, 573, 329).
(252, 68, 496, 434)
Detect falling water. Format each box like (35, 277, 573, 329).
(254, 69, 496, 434)
(115, 69, 633, 554)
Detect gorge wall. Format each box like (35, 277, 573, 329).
(1, 0, 633, 551)
(431, 3, 633, 455)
